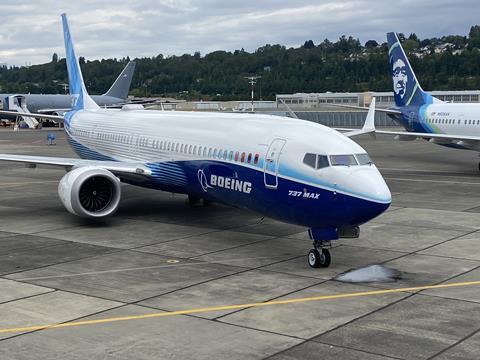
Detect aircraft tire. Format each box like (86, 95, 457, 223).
(308, 248, 331, 268)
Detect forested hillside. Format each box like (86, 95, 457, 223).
(2, 26, 480, 100)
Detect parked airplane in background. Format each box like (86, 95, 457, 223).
(0, 61, 136, 128)
(335, 32, 480, 170)
(0, 14, 391, 268)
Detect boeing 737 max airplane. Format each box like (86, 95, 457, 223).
(0, 14, 391, 268)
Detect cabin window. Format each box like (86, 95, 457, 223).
(203, 147, 207, 157)
(240, 152, 246, 162)
(208, 148, 212, 157)
(228, 151, 234, 161)
(193, 146, 197, 155)
(329, 154, 358, 166)
(254, 154, 259, 165)
(213, 148, 218, 158)
(198, 146, 202, 156)
(235, 152, 239, 161)
(247, 153, 252, 163)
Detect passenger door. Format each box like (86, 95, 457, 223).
(264, 138, 286, 189)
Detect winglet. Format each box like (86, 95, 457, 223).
(343, 98, 376, 138)
(61, 13, 99, 111)
(363, 97, 376, 133)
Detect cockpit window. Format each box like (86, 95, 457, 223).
(316, 155, 329, 169)
(355, 153, 373, 165)
(329, 154, 358, 166)
(303, 153, 317, 168)
(303, 153, 330, 169)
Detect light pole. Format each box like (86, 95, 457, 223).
(244, 75, 261, 112)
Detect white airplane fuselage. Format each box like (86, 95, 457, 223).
(402, 103, 480, 150)
(63, 108, 391, 230)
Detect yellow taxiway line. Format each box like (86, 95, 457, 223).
(0, 280, 479, 334)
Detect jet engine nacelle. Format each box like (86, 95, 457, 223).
(58, 167, 121, 218)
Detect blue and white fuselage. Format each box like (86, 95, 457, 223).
(0, 14, 392, 268)
(63, 108, 391, 230)
(395, 103, 480, 151)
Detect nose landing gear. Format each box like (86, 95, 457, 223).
(307, 228, 336, 268)
(308, 242, 331, 268)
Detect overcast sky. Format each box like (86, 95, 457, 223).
(0, 0, 479, 66)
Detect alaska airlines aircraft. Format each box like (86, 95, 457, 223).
(0, 14, 391, 268)
(339, 32, 480, 170)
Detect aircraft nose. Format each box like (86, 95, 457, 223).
(338, 166, 391, 224)
(364, 169, 391, 204)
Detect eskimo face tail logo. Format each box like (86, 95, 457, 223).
(197, 169, 212, 192)
(392, 58, 408, 99)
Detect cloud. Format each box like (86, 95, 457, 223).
(0, 0, 478, 65)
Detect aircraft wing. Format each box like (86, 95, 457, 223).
(374, 130, 480, 142)
(37, 109, 70, 116)
(332, 98, 480, 144)
(0, 154, 152, 177)
(326, 103, 402, 115)
(0, 110, 64, 121)
(105, 99, 163, 108)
